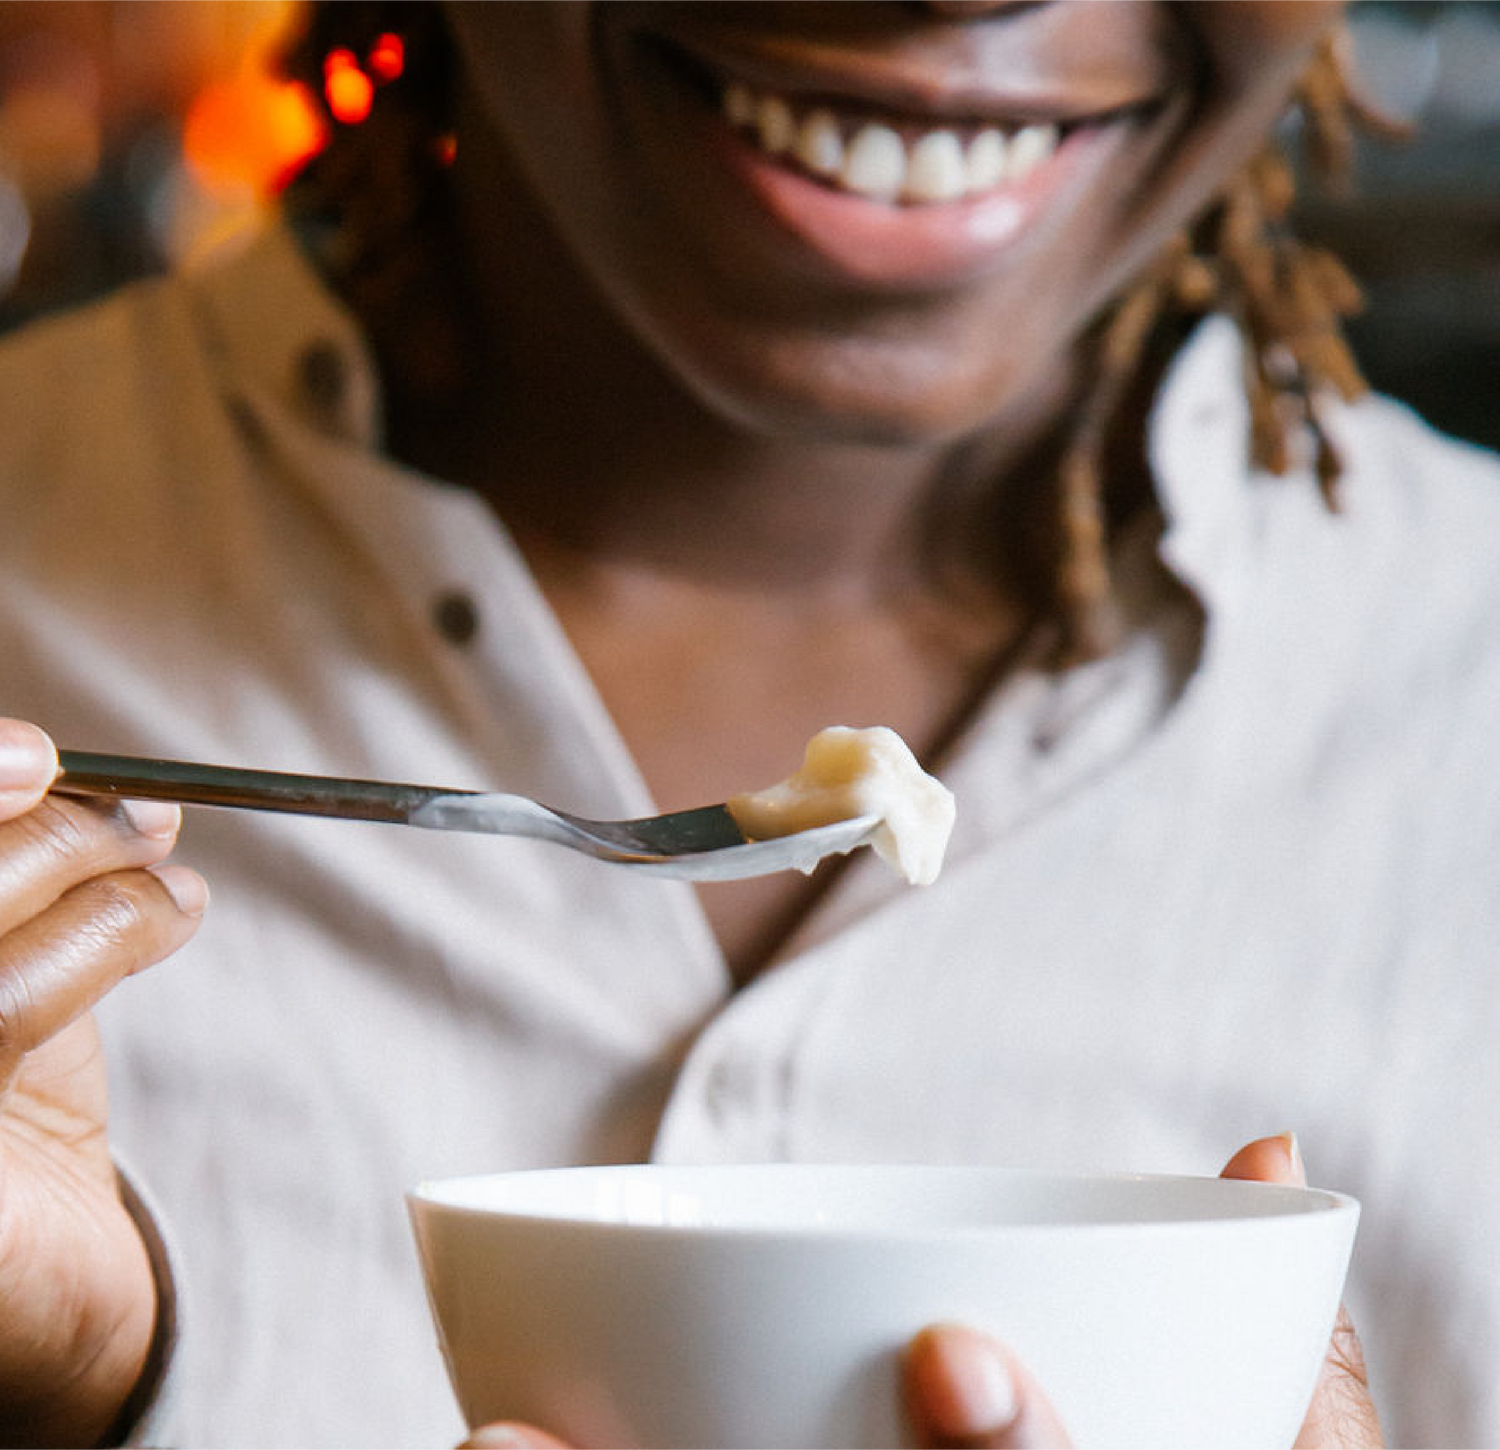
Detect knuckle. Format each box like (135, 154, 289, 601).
(67, 874, 154, 952)
(0, 965, 36, 1066)
(13, 797, 98, 863)
(0, 869, 176, 1074)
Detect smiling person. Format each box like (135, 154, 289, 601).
(0, 0, 1497, 1446)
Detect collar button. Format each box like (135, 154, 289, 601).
(295, 340, 346, 421)
(433, 590, 479, 646)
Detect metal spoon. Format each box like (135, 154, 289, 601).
(52, 750, 879, 882)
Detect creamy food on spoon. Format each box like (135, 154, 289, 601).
(727, 726, 955, 885)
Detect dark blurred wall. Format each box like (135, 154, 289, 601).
(1294, 1, 1500, 452)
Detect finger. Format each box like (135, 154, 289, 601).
(460, 1425, 572, 1449)
(0, 719, 58, 820)
(1220, 1138, 1384, 1448)
(0, 865, 207, 1082)
(1293, 1305, 1383, 1449)
(1219, 1131, 1306, 1186)
(903, 1323, 1072, 1449)
(0, 794, 183, 939)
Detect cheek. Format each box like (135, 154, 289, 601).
(444, 4, 617, 209)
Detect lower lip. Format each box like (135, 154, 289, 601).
(713, 118, 1105, 291)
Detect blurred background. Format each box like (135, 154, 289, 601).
(0, 0, 1496, 451)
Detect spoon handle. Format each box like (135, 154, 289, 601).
(53, 749, 459, 825)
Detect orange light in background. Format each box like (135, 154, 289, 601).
(178, 1, 327, 199)
(367, 32, 405, 83)
(174, 10, 415, 212)
(323, 47, 373, 126)
(183, 69, 326, 194)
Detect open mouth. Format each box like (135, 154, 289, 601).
(627, 28, 1161, 288)
(643, 29, 1151, 211)
(720, 78, 1069, 207)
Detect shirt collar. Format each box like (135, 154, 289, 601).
(1147, 313, 1266, 622)
(184, 219, 383, 451)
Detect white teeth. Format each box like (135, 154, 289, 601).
(794, 108, 843, 177)
(841, 123, 905, 200)
(755, 94, 795, 155)
(904, 129, 967, 203)
(722, 78, 1063, 205)
(724, 80, 756, 130)
(965, 128, 1008, 191)
(1007, 122, 1059, 181)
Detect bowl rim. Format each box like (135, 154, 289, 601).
(407, 1162, 1359, 1242)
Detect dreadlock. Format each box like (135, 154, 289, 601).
(277, 3, 464, 408)
(277, 6, 1394, 665)
(1053, 30, 1405, 660)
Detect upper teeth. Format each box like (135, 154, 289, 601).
(723, 79, 1060, 205)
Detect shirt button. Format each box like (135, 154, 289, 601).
(295, 340, 346, 420)
(433, 590, 479, 645)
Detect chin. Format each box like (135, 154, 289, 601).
(710, 382, 993, 449)
(675, 334, 1022, 449)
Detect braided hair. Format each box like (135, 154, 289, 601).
(278, 5, 1392, 663)
(1051, 32, 1405, 659)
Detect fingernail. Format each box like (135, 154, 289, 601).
(121, 799, 182, 839)
(461, 1427, 547, 1449)
(909, 1323, 1019, 1441)
(148, 864, 209, 917)
(1278, 1131, 1308, 1187)
(0, 719, 56, 789)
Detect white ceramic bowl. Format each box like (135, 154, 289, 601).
(408, 1163, 1357, 1449)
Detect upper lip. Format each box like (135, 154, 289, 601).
(646, 19, 1161, 130)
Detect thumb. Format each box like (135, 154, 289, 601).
(903, 1322, 1072, 1448)
(460, 1426, 571, 1449)
(1221, 1135, 1383, 1449)
(0, 718, 58, 818)
(1220, 1131, 1306, 1188)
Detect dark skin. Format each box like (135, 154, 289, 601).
(0, 727, 206, 1447)
(421, 0, 1341, 980)
(0, 3, 1380, 1445)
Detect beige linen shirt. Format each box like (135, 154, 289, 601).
(1, 224, 1497, 1448)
